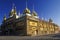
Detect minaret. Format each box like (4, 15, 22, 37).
(9, 3, 17, 17)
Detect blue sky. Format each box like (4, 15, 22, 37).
(0, 0, 60, 26)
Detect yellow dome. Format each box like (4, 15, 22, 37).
(24, 8, 31, 13)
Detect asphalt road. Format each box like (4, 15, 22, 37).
(0, 36, 60, 40)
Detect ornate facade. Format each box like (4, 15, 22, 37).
(1, 4, 59, 36)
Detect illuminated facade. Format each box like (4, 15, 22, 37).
(1, 4, 59, 36)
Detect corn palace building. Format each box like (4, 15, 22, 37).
(1, 4, 59, 36)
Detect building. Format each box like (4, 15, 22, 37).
(1, 4, 59, 36)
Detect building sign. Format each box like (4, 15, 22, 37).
(29, 21, 37, 26)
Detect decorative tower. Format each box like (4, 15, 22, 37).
(9, 3, 17, 17)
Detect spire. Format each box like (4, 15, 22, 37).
(11, 3, 15, 12)
(12, 3, 15, 9)
(33, 4, 34, 11)
(26, 0, 27, 9)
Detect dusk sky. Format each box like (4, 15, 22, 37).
(0, 0, 60, 26)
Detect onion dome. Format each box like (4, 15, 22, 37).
(32, 11, 38, 16)
(23, 0, 31, 14)
(9, 7, 17, 15)
(13, 7, 17, 15)
(3, 15, 6, 21)
(9, 10, 13, 17)
(23, 8, 31, 14)
(49, 18, 53, 23)
(9, 4, 17, 17)
(32, 4, 38, 16)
